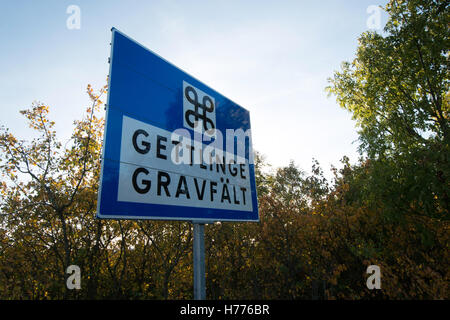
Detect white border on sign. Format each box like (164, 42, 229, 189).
(96, 28, 259, 222)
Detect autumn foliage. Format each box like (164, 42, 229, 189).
(0, 95, 447, 299)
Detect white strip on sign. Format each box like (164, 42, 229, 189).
(117, 115, 253, 212)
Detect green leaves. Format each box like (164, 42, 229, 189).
(328, 0, 449, 158)
(327, 0, 449, 219)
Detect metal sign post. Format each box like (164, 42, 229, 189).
(193, 222, 206, 300)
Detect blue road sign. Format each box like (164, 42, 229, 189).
(97, 28, 259, 222)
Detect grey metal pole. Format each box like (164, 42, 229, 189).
(193, 223, 206, 300)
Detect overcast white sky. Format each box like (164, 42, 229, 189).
(0, 0, 389, 178)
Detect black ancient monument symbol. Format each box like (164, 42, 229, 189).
(184, 85, 215, 131)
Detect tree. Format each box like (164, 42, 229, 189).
(0, 83, 197, 299)
(0, 84, 107, 298)
(327, 0, 449, 219)
(328, 0, 448, 152)
(324, 0, 449, 298)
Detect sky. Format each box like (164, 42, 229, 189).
(0, 0, 389, 178)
